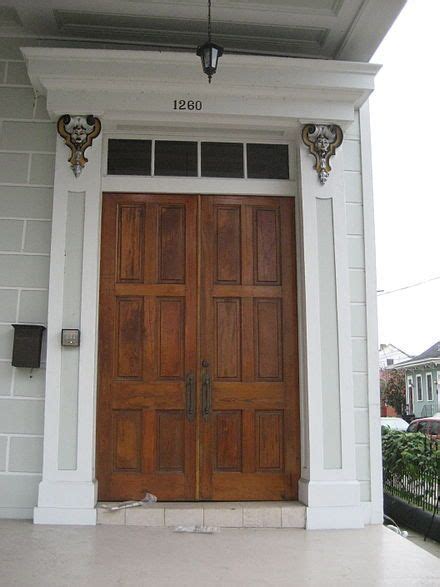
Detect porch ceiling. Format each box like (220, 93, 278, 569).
(1, 0, 406, 62)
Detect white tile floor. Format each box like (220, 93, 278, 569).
(1, 520, 439, 586)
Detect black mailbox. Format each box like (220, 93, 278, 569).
(11, 324, 46, 368)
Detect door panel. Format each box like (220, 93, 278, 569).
(97, 193, 299, 502)
(97, 194, 197, 501)
(199, 196, 299, 500)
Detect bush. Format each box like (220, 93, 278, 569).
(382, 427, 439, 511)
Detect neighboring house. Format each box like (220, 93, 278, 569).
(393, 341, 440, 418)
(379, 343, 412, 416)
(0, 0, 407, 531)
(379, 343, 412, 369)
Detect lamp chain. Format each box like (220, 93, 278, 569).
(208, 0, 212, 42)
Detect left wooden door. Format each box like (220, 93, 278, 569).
(97, 193, 197, 501)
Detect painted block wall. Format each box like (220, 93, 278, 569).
(344, 111, 373, 504)
(0, 37, 379, 519)
(0, 38, 54, 518)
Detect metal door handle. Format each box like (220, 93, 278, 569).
(186, 373, 195, 421)
(201, 361, 211, 419)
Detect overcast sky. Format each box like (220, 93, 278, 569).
(369, 0, 440, 357)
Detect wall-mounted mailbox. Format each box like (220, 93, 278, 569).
(61, 329, 80, 347)
(11, 324, 46, 368)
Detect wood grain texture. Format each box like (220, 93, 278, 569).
(254, 207, 280, 285)
(254, 298, 282, 380)
(112, 410, 142, 472)
(97, 193, 299, 502)
(215, 411, 242, 471)
(116, 204, 144, 283)
(158, 205, 185, 283)
(115, 297, 143, 379)
(200, 195, 299, 500)
(215, 298, 241, 380)
(158, 297, 185, 379)
(97, 193, 197, 501)
(215, 206, 241, 284)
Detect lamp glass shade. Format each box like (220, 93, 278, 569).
(197, 41, 224, 80)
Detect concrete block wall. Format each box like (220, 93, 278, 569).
(344, 111, 374, 506)
(0, 37, 379, 521)
(0, 38, 54, 518)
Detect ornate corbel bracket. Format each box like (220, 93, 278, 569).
(302, 124, 343, 184)
(57, 115, 102, 177)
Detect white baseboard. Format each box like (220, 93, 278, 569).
(0, 507, 34, 519)
(33, 507, 97, 525)
(306, 505, 364, 529)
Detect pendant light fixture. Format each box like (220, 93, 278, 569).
(196, 0, 223, 83)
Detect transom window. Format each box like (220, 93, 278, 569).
(107, 139, 290, 180)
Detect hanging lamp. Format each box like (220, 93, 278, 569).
(196, 0, 223, 83)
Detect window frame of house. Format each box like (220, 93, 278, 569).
(416, 374, 423, 402)
(426, 372, 433, 401)
(407, 375, 413, 406)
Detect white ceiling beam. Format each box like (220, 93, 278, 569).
(335, 0, 407, 61)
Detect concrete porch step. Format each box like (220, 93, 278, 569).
(97, 501, 305, 528)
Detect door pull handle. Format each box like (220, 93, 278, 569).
(201, 360, 211, 419)
(186, 373, 195, 421)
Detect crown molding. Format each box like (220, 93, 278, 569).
(22, 47, 380, 126)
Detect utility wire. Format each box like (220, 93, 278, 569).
(377, 275, 440, 296)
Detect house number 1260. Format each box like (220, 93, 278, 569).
(173, 99, 203, 111)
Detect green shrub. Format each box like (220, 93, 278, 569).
(382, 428, 439, 510)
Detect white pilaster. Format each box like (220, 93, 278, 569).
(297, 131, 363, 529)
(34, 128, 103, 525)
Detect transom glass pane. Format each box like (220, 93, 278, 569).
(107, 139, 151, 175)
(201, 142, 244, 178)
(247, 144, 289, 179)
(155, 141, 198, 177)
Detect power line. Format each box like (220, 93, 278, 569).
(377, 275, 440, 296)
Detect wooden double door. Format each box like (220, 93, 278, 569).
(97, 193, 299, 501)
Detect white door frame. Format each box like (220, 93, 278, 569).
(21, 47, 380, 528)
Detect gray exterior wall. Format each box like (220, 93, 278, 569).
(0, 38, 54, 518)
(0, 38, 378, 519)
(344, 112, 372, 504)
(406, 368, 440, 418)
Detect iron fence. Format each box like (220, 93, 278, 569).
(383, 434, 439, 513)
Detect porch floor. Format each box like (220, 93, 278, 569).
(1, 520, 439, 586)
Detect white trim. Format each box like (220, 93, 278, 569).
(426, 372, 433, 402)
(102, 177, 295, 197)
(437, 371, 440, 412)
(393, 358, 440, 369)
(296, 123, 362, 528)
(21, 47, 379, 126)
(359, 101, 382, 524)
(102, 133, 296, 194)
(416, 374, 423, 402)
(406, 375, 413, 407)
(34, 132, 103, 524)
(21, 46, 381, 528)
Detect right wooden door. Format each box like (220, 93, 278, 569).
(199, 195, 300, 500)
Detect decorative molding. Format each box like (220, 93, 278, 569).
(302, 124, 343, 184)
(22, 48, 380, 125)
(57, 115, 101, 177)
